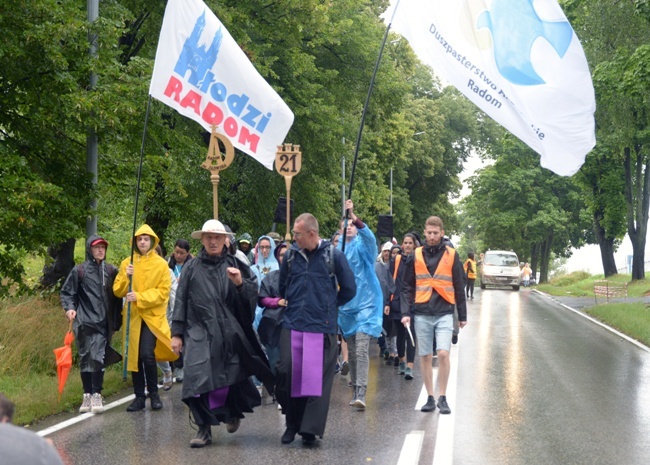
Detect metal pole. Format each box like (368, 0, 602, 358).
(86, 0, 99, 237)
(343, 0, 401, 251)
(341, 155, 346, 217)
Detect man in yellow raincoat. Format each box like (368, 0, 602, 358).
(113, 224, 177, 412)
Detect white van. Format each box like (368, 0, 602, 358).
(480, 250, 520, 291)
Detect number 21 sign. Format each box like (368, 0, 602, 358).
(275, 144, 302, 240)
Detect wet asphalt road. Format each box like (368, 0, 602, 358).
(36, 288, 650, 464)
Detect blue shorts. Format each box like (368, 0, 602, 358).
(414, 313, 453, 356)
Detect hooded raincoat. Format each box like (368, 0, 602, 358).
(251, 235, 279, 329)
(337, 223, 383, 338)
(171, 246, 274, 402)
(60, 235, 122, 371)
(113, 225, 177, 372)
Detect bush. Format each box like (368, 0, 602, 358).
(548, 270, 592, 287)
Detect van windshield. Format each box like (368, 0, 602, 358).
(485, 253, 519, 267)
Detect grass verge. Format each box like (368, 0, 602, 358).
(586, 303, 650, 347)
(0, 295, 130, 426)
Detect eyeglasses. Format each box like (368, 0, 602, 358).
(291, 229, 309, 238)
(259, 245, 271, 250)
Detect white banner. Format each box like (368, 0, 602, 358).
(150, 0, 294, 169)
(385, 0, 596, 176)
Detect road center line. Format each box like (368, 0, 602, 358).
(397, 430, 425, 465)
(432, 344, 459, 465)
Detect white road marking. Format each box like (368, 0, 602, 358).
(397, 430, 425, 465)
(37, 394, 135, 437)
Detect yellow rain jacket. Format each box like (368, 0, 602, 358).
(113, 224, 178, 372)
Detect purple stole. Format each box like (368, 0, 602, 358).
(290, 330, 324, 397)
(204, 386, 230, 409)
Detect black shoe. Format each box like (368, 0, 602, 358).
(150, 392, 163, 410)
(301, 433, 316, 446)
(452, 334, 458, 345)
(190, 425, 212, 448)
(126, 396, 146, 412)
(393, 356, 399, 367)
(437, 395, 451, 414)
(421, 396, 436, 412)
(281, 428, 297, 444)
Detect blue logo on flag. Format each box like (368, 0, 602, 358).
(477, 0, 573, 86)
(174, 11, 223, 90)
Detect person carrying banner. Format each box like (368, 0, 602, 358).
(171, 220, 273, 448)
(337, 199, 384, 411)
(113, 224, 177, 412)
(60, 235, 122, 414)
(276, 213, 356, 446)
(400, 216, 467, 414)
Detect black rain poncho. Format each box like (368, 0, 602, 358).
(60, 235, 122, 371)
(171, 247, 274, 402)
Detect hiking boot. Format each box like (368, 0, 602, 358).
(301, 433, 316, 446)
(90, 393, 104, 414)
(421, 395, 436, 412)
(174, 367, 183, 383)
(79, 393, 92, 413)
(437, 395, 451, 414)
(150, 392, 163, 410)
(340, 361, 349, 376)
(398, 361, 406, 375)
(162, 371, 173, 391)
(353, 386, 366, 410)
(126, 396, 146, 412)
(281, 427, 297, 444)
(190, 425, 212, 448)
(404, 367, 413, 380)
(452, 334, 458, 345)
(226, 417, 241, 433)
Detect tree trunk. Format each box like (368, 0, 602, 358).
(40, 238, 76, 288)
(623, 145, 650, 281)
(530, 243, 540, 283)
(593, 216, 618, 277)
(539, 234, 554, 283)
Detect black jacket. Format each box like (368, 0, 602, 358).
(172, 247, 274, 398)
(400, 240, 467, 321)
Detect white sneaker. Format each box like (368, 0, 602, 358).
(79, 393, 91, 413)
(90, 393, 104, 414)
(162, 371, 173, 391)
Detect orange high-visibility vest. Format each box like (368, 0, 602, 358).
(389, 254, 402, 302)
(464, 259, 477, 279)
(414, 246, 456, 304)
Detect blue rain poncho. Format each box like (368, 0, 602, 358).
(337, 223, 383, 338)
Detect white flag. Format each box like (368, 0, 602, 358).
(385, 0, 596, 176)
(150, 0, 294, 170)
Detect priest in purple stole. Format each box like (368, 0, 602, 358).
(276, 213, 356, 446)
(171, 220, 274, 448)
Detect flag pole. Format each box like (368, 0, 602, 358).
(123, 94, 153, 381)
(343, 0, 401, 251)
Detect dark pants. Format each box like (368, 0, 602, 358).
(131, 322, 158, 397)
(81, 371, 104, 394)
(275, 329, 337, 438)
(466, 279, 475, 298)
(395, 320, 416, 363)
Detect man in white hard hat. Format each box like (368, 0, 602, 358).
(171, 220, 274, 448)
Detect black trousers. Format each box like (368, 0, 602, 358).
(275, 329, 337, 438)
(131, 322, 158, 397)
(80, 371, 104, 394)
(395, 319, 416, 363)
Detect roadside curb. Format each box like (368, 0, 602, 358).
(533, 289, 650, 353)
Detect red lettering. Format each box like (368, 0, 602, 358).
(163, 76, 184, 103)
(180, 90, 202, 115)
(224, 117, 238, 138)
(238, 126, 260, 153)
(202, 102, 224, 126)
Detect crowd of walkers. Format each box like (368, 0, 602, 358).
(57, 203, 469, 448)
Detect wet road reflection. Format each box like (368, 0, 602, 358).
(455, 288, 650, 465)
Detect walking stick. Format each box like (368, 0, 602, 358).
(123, 95, 152, 381)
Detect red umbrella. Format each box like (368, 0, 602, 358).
(53, 320, 74, 401)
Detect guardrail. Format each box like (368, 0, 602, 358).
(593, 280, 627, 304)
